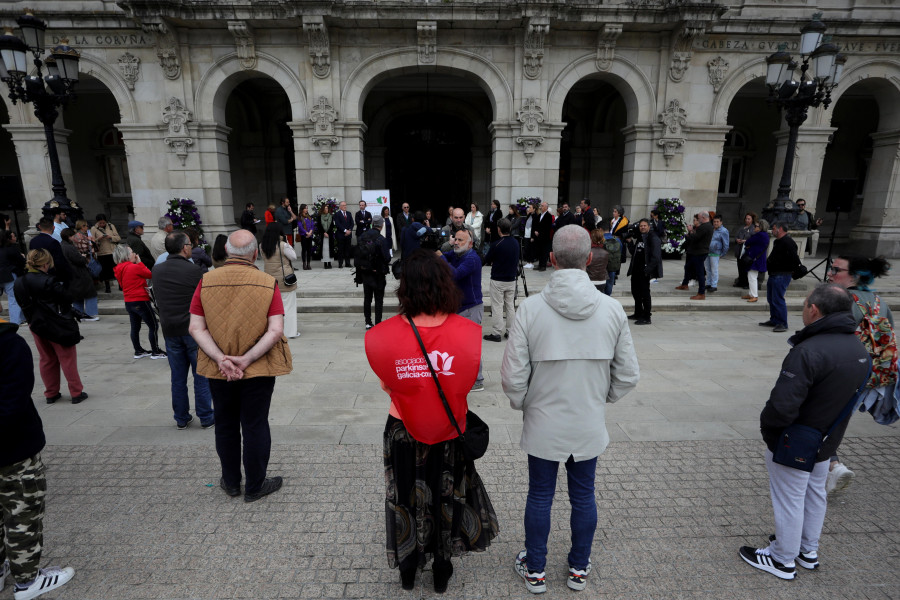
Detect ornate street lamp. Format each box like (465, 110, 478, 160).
(764, 13, 845, 212)
(0, 11, 80, 210)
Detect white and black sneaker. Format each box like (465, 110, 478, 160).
(13, 566, 75, 600)
(514, 550, 546, 594)
(150, 350, 167, 360)
(133, 349, 151, 359)
(739, 546, 796, 580)
(769, 534, 818, 569)
(0, 560, 9, 591)
(567, 559, 592, 591)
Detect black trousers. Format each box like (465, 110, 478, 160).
(335, 234, 352, 266)
(208, 376, 275, 494)
(363, 274, 386, 325)
(535, 238, 549, 269)
(631, 271, 652, 319)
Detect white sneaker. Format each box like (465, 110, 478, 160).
(1, 560, 9, 591)
(826, 462, 854, 493)
(13, 566, 75, 600)
(523, 263, 534, 269)
(81, 315, 100, 322)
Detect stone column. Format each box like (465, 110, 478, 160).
(190, 122, 236, 238)
(681, 125, 732, 209)
(489, 121, 562, 208)
(289, 121, 313, 204)
(620, 124, 656, 217)
(850, 129, 900, 256)
(336, 121, 366, 204)
(3, 123, 75, 226)
(769, 125, 836, 212)
(115, 122, 167, 225)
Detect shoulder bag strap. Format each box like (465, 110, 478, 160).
(408, 317, 464, 439)
(824, 356, 872, 442)
(276, 241, 294, 279)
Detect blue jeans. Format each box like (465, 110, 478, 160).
(767, 274, 792, 327)
(165, 334, 213, 426)
(704, 255, 720, 288)
(524, 454, 598, 572)
(125, 300, 159, 352)
(603, 271, 617, 296)
(2, 275, 23, 324)
(73, 296, 98, 317)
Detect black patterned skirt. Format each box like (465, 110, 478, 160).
(383, 415, 499, 571)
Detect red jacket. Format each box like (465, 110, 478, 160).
(114, 261, 152, 302)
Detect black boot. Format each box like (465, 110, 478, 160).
(400, 566, 417, 591)
(432, 558, 453, 594)
(104, 281, 111, 294)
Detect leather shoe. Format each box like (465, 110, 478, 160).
(626, 314, 639, 320)
(741, 294, 752, 300)
(675, 285, 689, 290)
(690, 294, 706, 300)
(707, 287, 717, 293)
(71, 392, 88, 404)
(634, 318, 652, 325)
(759, 320, 776, 327)
(773, 324, 788, 333)
(46, 393, 62, 404)
(483, 334, 502, 342)
(244, 476, 283, 503)
(220, 477, 240, 497)
(747, 297, 759, 303)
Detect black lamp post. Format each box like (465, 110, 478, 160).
(765, 13, 845, 210)
(0, 11, 80, 210)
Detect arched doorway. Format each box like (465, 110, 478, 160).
(0, 99, 26, 237)
(225, 77, 294, 218)
(63, 74, 130, 229)
(559, 78, 627, 217)
(363, 73, 492, 219)
(716, 78, 780, 226)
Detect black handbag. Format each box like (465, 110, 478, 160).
(277, 241, 297, 286)
(30, 299, 82, 347)
(772, 358, 871, 472)
(739, 246, 758, 270)
(408, 317, 489, 460)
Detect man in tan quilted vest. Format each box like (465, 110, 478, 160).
(188, 229, 293, 502)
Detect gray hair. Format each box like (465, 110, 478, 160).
(757, 218, 770, 231)
(699, 211, 710, 220)
(158, 216, 173, 229)
(552, 225, 591, 269)
(225, 230, 258, 257)
(807, 283, 852, 316)
(772, 221, 789, 233)
(112, 244, 132, 264)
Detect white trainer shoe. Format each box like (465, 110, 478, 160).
(826, 462, 854, 493)
(13, 566, 75, 600)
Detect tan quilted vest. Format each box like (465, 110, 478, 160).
(196, 260, 293, 380)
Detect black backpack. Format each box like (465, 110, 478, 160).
(355, 233, 384, 273)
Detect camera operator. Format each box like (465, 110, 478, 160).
(440, 208, 476, 254)
(399, 211, 429, 261)
(483, 218, 519, 343)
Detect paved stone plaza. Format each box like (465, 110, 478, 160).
(4, 262, 900, 599)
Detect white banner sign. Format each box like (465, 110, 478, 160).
(361, 189, 390, 215)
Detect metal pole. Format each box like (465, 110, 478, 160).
(774, 105, 808, 203)
(34, 99, 69, 205)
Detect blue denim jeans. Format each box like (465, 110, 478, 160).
(2, 275, 23, 324)
(524, 454, 598, 572)
(165, 334, 213, 426)
(603, 271, 617, 296)
(73, 296, 98, 317)
(704, 255, 720, 288)
(767, 274, 792, 328)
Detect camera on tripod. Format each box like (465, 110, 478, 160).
(419, 229, 445, 251)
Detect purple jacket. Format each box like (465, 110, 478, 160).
(744, 231, 769, 272)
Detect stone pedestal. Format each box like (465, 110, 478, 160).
(850, 129, 900, 256)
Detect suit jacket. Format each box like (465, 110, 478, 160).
(29, 232, 72, 283)
(555, 211, 576, 230)
(355, 210, 372, 236)
(486, 208, 504, 243)
(396, 211, 413, 235)
(532, 211, 553, 242)
(334, 210, 354, 237)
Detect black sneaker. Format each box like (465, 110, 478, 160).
(201, 421, 215, 429)
(567, 560, 591, 591)
(768, 534, 819, 569)
(46, 393, 62, 404)
(483, 334, 502, 342)
(634, 318, 652, 325)
(219, 477, 240, 497)
(626, 314, 639, 319)
(71, 392, 88, 404)
(707, 287, 717, 293)
(150, 350, 168, 360)
(773, 325, 788, 333)
(176, 415, 194, 430)
(739, 546, 796, 579)
(244, 476, 283, 503)
(133, 349, 151, 359)
(759, 321, 776, 327)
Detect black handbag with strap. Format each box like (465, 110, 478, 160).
(408, 317, 489, 460)
(277, 240, 297, 286)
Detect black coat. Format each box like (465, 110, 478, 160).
(555, 211, 576, 230)
(532, 211, 553, 242)
(14, 269, 81, 347)
(355, 210, 373, 236)
(0, 324, 44, 468)
(126, 232, 155, 270)
(0, 245, 25, 283)
(60, 241, 97, 300)
(29, 232, 72, 283)
(240, 209, 257, 234)
(760, 311, 870, 461)
(334, 209, 354, 237)
(627, 231, 662, 279)
(486, 208, 504, 243)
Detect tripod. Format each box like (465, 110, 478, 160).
(805, 213, 840, 282)
(514, 235, 529, 302)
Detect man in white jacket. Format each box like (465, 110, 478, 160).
(501, 225, 640, 595)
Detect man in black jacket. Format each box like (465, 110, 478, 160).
(240, 203, 258, 235)
(28, 217, 71, 284)
(334, 201, 354, 268)
(0, 319, 75, 598)
(483, 218, 519, 342)
(627, 219, 662, 325)
(762, 222, 800, 333)
(554, 203, 576, 231)
(676, 211, 713, 300)
(357, 215, 391, 329)
(532, 202, 553, 271)
(125, 221, 155, 270)
(152, 232, 214, 429)
(739, 283, 868, 581)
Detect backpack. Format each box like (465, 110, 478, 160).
(355, 232, 384, 274)
(605, 236, 622, 273)
(852, 293, 899, 389)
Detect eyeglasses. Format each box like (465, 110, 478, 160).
(797, 203, 806, 208)
(827, 266, 848, 274)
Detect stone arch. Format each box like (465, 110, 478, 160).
(341, 48, 512, 123)
(816, 60, 900, 129)
(365, 95, 493, 147)
(709, 57, 767, 125)
(194, 52, 307, 123)
(547, 54, 654, 124)
(77, 52, 138, 123)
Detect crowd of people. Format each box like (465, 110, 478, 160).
(0, 196, 895, 599)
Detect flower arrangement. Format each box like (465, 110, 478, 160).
(516, 196, 542, 215)
(310, 195, 339, 259)
(313, 195, 338, 216)
(165, 197, 205, 243)
(655, 197, 687, 255)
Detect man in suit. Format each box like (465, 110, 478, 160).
(555, 203, 576, 231)
(334, 201, 354, 268)
(29, 217, 72, 283)
(532, 202, 553, 271)
(240, 203, 258, 235)
(396, 202, 413, 237)
(355, 200, 372, 239)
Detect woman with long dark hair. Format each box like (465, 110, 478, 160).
(261, 222, 299, 338)
(317, 203, 335, 269)
(297, 203, 315, 270)
(364, 249, 498, 594)
(380, 205, 398, 253)
(211, 234, 228, 269)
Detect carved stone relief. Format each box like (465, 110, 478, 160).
(596, 24, 623, 72)
(310, 96, 339, 164)
(707, 56, 729, 93)
(117, 52, 140, 90)
(516, 98, 545, 164)
(228, 21, 257, 70)
(669, 21, 706, 83)
(657, 99, 687, 165)
(162, 97, 193, 165)
(303, 16, 331, 78)
(141, 21, 181, 80)
(524, 17, 549, 80)
(417, 21, 436, 65)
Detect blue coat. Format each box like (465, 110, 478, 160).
(744, 231, 769, 272)
(441, 249, 483, 312)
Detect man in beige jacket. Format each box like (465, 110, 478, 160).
(501, 225, 640, 595)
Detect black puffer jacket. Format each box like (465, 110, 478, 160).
(0, 323, 44, 468)
(14, 269, 81, 346)
(61, 241, 97, 300)
(760, 311, 870, 461)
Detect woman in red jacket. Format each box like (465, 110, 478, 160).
(113, 244, 165, 359)
(364, 249, 498, 594)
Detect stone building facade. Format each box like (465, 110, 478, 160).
(1, 0, 899, 254)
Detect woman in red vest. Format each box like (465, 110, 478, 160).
(365, 249, 498, 594)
